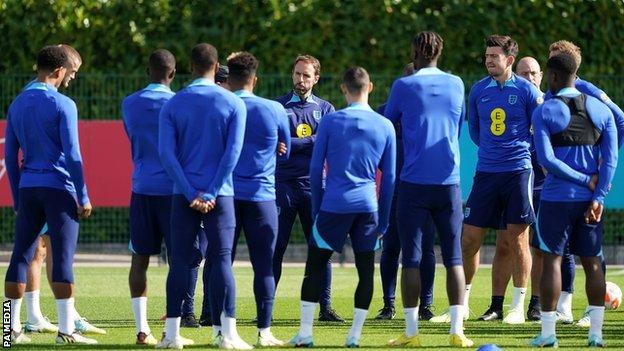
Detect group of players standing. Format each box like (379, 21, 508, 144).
(3, 30, 622, 349)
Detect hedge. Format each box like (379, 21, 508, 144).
(1, 0, 623, 75)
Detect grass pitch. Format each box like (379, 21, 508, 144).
(4, 265, 624, 350)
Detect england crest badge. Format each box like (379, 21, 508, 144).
(313, 110, 322, 121)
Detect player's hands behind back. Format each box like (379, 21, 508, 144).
(584, 200, 603, 224)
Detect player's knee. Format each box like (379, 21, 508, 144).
(461, 233, 481, 254)
(402, 256, 421, 269)
(52, 265, 74, 284)
(32, 244, 46, 264)
(495, 238, 511, 257)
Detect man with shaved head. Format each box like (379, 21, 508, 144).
(516, 57, 543, 89)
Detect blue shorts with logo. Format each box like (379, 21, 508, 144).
(397, 182, 463, 268)
(533, 200, 603, 257)
(129, 193, 172, 256)
(311, 210, 379, 253)
(464, 169, 534, 229)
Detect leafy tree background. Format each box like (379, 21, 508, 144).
(1, 0, 623, 75)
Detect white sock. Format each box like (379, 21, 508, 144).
(164, 317, 180, 340)
(299, 301, 316, 338)
(449, 305, 464, 335)
(511, 287, 527, 310)
(212, 325, 222, 338)
(258, 327, 271, 338)
(347, 308, 368, 341)
(222, 315, 238, 340)
(463, 284, 472, 309)
(404, 307, 419, 337)
(72, 305, 82, 321)
(8, 298, 22, 332)
(131, 296, 150, 334)
(56, 298, 75, 335)
(541, 311, 557, 338)
(556, 291, 573, 315)
(588, 305, 605, 339)
(25, 290, 44, 324)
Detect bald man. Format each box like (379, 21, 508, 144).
(516, 57, 543, 90)
(515, 56, 546, 322)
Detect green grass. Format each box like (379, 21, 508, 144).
(4, 265, 624, 350)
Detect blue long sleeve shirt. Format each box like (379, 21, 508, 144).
(468, 74, 543, 172)
(532, 87, 618, 204)
(275, 92, 334, 182)
(122, 83, 175, 196)
(233, 90, 291, 201)
(544, 77, 624, 149)
(384, 67, 465, 185)
(5, 82, 89, 210)
(310, 103, 396, 234)
(158, 78, 246, 202)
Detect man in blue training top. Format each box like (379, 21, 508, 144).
(375, 63, 437, 322)
(462, 35, 543, 325)
(289, 67, 396, 348)
(384, 31, 473, 348)
(273, 55, 343, 322)
(515, 56, 549, 322)
(197, 62, 230, 329)
(544, 40, 624, 327)
(226, 51, 291, 347)
(158, 43, 249, 349)
(4, 46, 96, 345)
(21, 44, 106, 336)
(122, 49, 178, 346)
(529, 52, 618, 348)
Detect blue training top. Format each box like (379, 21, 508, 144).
(544, 77, 624, 149)
(233, 90, 292, 202)
(310, 103, 396, 234)
(159, 78, 246, 202)
(532, 87, 618, 204)
(275, 91, 334, 182)
(468, 74, 543, 173)
(384, 67, 465, 185)
(5, 82, 89, 210)
(122, 83, 175, 196)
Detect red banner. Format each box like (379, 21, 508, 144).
(0, 120, 133, 207)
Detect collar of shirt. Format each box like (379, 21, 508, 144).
(144, 83, 173, 93)
(287, 92, 319, 105)
(346, 102, 373, 111)
(25, 82, 57, 92)
(556, 87, 581, 97)
(486, 74, 518, 89)
(188, 78, 216, 87)
(414, 67, 444, 76)
(233, 89, 254, 98)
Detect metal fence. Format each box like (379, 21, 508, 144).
(1, 73, 624, 246)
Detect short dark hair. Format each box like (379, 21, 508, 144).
(37, 45, 69, 72)
(412, 31, 444, 61)
(342, 66, 370, 94)
(191, 43, 218, 73)
(227, 52, 259, 84)
(546, 52, 578, 79)
(486, 35, 518, 57)
(149, 49, 176, 78)
(215, 64, 229, 83)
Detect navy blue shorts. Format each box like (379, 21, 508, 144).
(311, 211, 379, 253)
(129, 193, 172, 256)
(533, 200, 603, 257)
(464, 169, 534, 229)
(397, 182, 463, 268)
(6, 187, 79, 284)
(529, 190, 542, 244)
